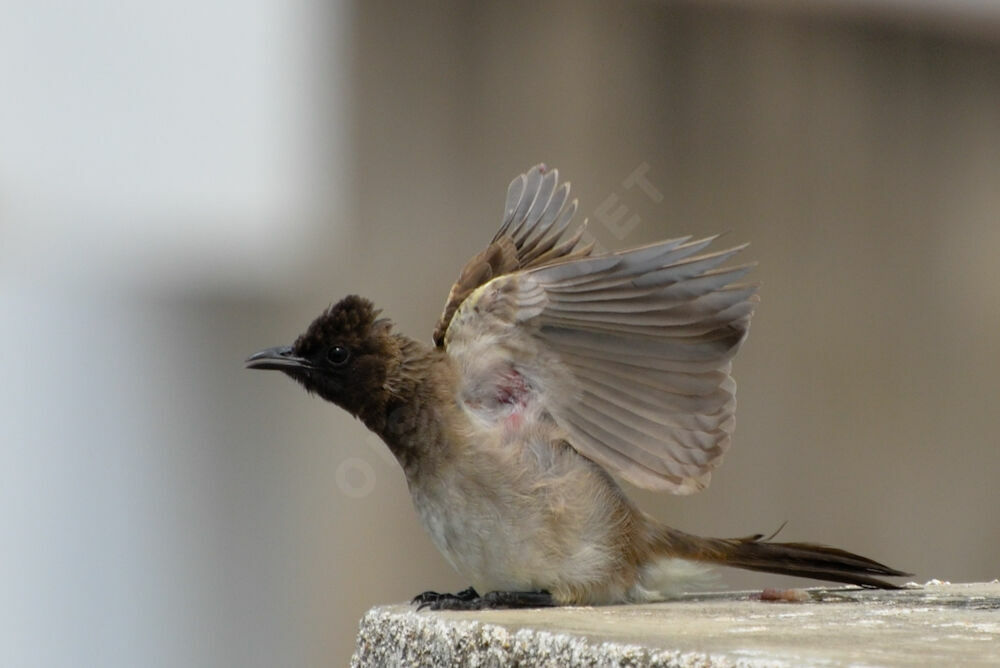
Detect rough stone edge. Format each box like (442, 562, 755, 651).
(350, 606, 781, 668)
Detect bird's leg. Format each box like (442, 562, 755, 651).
(411, 586, 480, 609)
(415, 589, 555, 611)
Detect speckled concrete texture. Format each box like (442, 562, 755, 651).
(351, 581, 1000, 667)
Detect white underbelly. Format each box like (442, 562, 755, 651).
(412, 478, 547, 592)
(406, 440, 624, 598)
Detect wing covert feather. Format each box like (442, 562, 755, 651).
(433, 164, 592, 346)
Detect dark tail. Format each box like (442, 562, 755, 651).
(655, 526, 911, 589)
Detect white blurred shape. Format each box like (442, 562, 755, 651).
(0, 285, 313, 667)
(0, 0, 344, 290)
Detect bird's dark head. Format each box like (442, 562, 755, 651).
(245, 295, 399, 417)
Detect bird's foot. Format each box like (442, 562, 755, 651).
(413, 588, 554, 610)
(411, 586, 480, 609)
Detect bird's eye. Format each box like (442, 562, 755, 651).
(326, 345, 350, 366)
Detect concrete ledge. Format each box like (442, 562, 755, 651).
(351, 581, 1000, 667)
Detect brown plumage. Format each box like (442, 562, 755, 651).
(246, 164, 909, 609)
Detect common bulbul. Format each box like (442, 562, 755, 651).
(247, 164, 908, 610)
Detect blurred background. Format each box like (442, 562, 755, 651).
(3, 0, 999, 665)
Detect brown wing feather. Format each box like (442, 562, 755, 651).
(433, 238, 519, 347)
(433, 164, 592, 347)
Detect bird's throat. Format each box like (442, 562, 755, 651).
(359, 338, 459, 477)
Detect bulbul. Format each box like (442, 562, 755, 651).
(247, 164, 908, 610)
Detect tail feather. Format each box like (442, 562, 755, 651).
(656, 527, 911, 589)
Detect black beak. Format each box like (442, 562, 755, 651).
(245, 345, 310, 371)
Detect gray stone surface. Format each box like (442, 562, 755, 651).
(351, 581, 1000, 667)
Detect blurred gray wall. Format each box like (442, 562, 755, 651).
(3, 1, 999, 666)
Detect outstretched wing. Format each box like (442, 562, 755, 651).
(440, 165, 758, 494)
